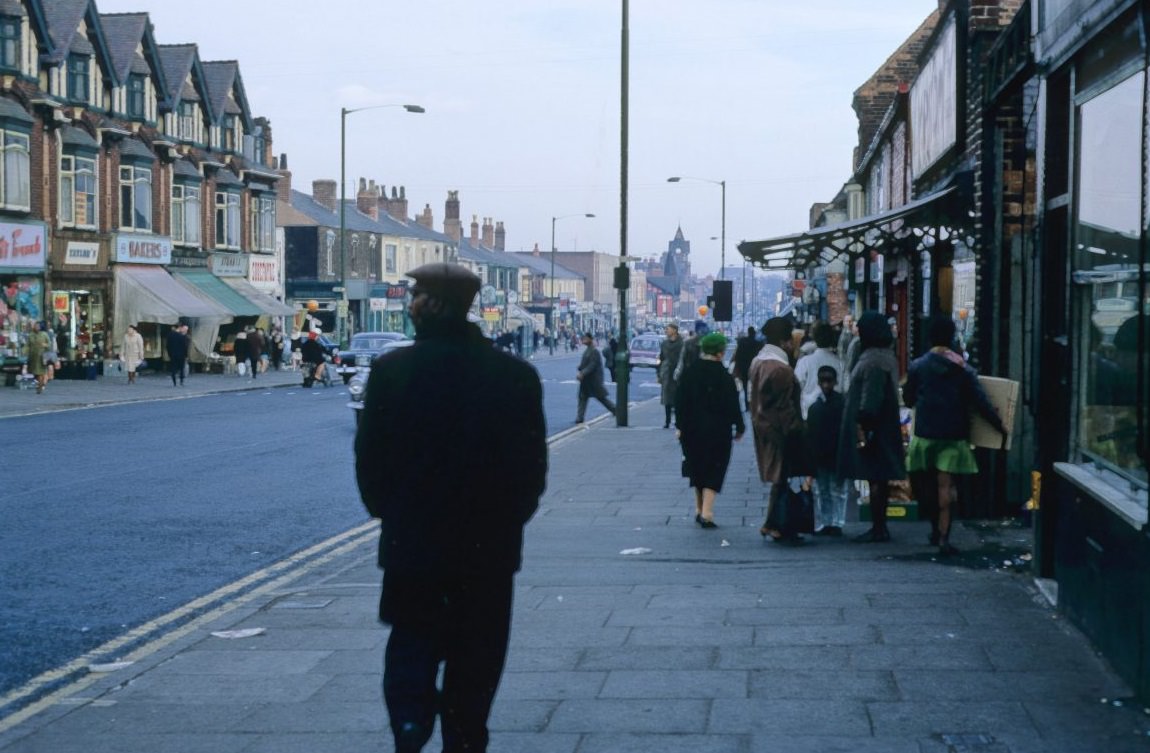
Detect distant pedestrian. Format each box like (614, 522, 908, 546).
(749, 317, 808, 543)
(731, 326, 764, 411)
(903, 315, 1006, 556)
(121, 324, 145, 385)
(794, 321, 842, 420)
(676, 332, 745, 528)
(246, 327, 264, 380)
(807, 365, 846, 536)
(270, 329, 285, 371)
(837, 312, 905, 543)
(27, 320, 52, 394)
(603, 337, 618, 383)
(575, 332, 616, 423)
(233, 330, 249, 377)
(658, 323, 684, 428)
(355, 262, 546, 753)
(166, 323, 190, 386)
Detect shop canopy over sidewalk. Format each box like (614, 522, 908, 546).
(737, 186, 966, 271)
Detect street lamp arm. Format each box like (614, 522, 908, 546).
(342, 103, 426, 117)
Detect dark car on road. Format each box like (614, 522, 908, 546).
(335, 332, 409, 383)
(346, 339, 415, 423)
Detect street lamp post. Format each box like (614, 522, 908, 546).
(666, 175, 726, 279)
(549, 212, 595, 355)
(339, 103, 424, 347)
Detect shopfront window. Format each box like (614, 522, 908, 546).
(1072, 70, 1148, 488)
(0, 274, 43, 361)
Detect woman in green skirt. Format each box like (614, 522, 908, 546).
(903, 315, 1007, 556)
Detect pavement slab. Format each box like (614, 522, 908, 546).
(1, 398, 1145, 752)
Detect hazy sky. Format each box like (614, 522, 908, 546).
(98, 0, 937, 276)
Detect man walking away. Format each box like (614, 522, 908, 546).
(576, 331, 616, 423)
(246, 326, 264, 380)
(355, 262, 547, 753)
(166, 323, 189, 386)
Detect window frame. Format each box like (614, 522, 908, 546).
(0, 15, 21, 72)
(59, 152, 97, 228)
(0, 127, 29, 212)
(118, 163, 153, 232)
(248, 192, 275, 252)
(214, 189, 241, 250)
(127, 74, 146, 120)
(66, 54, 90, 104)
(171, 181, 202, 247)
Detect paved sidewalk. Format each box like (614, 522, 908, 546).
(0, 367, 309, 419)
(1, 400, 1147, 752)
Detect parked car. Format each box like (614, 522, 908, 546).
(628, 334, 665, 370)
(335, 332, 410, 383)
(347, 339, 415, 424)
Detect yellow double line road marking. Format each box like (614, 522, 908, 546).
(0, 521, 378, 733)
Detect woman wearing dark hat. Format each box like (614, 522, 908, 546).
(904, 314, 1006, 555)
(837, 311, 906, 542)
(676, 332, 745, 528)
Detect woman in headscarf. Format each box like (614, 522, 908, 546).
(837, 312, 906, 542)
(27, 320, 53, 394)
(676, 332, 745, 528)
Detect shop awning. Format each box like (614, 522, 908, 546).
(738, 186, 964, 271)
(172, 268, 263, 317)
(221, 277, 295, 316)
(114, 264, 233, 360)
(505, 303, 538, 328)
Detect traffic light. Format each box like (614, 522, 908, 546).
(712, 280, 733, 321)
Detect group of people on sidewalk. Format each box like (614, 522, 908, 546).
(670, 310, 1009, 557)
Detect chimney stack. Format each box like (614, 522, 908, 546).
(444, 190, 461, 242)
(275, 153, 291, 199)
(417, 203, 434, 229)
(357, 178, 378, 220)
(392, 186, 409, 221)
(470, 214, 480, 245)
(494, 221, 505, 252)
(532, 242, 540, 257)
(481, 217, 494, 248)
(312, 179, 337, 212)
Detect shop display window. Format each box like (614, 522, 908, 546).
(1072, 68, 1148, 490)
(0, 275, 43, 360)
(55, 289, 106, 361)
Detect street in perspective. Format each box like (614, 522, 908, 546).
(2, 0, 1150, 752)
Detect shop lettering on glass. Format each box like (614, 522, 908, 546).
(249, 258, 277, 285)
(0, 223, 46, 268)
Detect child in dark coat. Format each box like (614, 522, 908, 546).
(807, 365, 846, 535)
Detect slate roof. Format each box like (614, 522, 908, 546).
(201, 60, 251, 127)
(458, 238, 518, 270)
(156, 44, 210, 118)
(510, 252, 581, 279)
(287, 189, 338, 228)
(97, 12, 145, 81)
(41, 0, 113, 78)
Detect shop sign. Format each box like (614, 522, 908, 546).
(248, 255, 279, 290)
(114, 234, 172, 265)
(0, 221, 46, 269)
(482, 306, 501, 322)
(386, 284, 408, 299)
(210, 252, 247, 277)
(52, 291, 70, 312)
(64, 241, 100, 266)
(910, 16, 957, 179)
(369, 298, 386, 312)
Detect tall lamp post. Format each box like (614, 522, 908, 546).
(338, 103, 424, 347)
(550, 212, 595, 354)
(666, 175, 725, 278)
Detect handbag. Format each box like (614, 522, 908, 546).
(780, 478, 815, 535)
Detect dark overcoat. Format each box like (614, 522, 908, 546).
(837, 347, 906, 481)
(355, 321, 547, 624)
(676, 359, 745, 493)
(658, 335, 684, 406)
(577, 343, 606, 396)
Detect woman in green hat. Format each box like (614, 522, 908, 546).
(676, 332, 745, 528)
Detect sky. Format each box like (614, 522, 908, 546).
(97, 0, 939, 277)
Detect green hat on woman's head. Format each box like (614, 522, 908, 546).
(699, 332, 727, 355)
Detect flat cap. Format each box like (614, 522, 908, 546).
(407, 263, 481, 309)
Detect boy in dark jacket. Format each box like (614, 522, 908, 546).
(807, 365, 846, 535)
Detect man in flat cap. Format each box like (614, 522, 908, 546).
(575, 331, 616, 423)
(356, 262, 548, 752)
